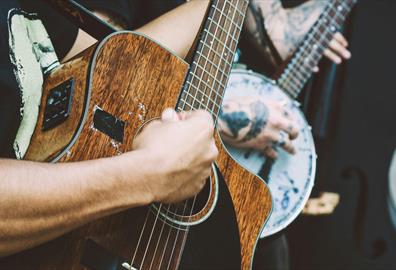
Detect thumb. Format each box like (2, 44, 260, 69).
(161, 108, 179, 122)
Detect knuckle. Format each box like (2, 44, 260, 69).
(272, 120, 282, 129)
(262, 133, 272, 141)
(209, 145, 219, 160)
(196, 111, 214, 126)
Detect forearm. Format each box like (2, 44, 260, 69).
(0, 152, 153, 256)
(253, 0, 284, 17)
(249, 0, 325, 59)
(136, 0, 210, 59)
(63, 0, 209, 62)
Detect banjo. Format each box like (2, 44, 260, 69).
(223, 0, 358, 237)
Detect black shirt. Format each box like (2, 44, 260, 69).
(0, 0, 184, 158)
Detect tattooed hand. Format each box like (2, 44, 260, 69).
(246, 0, 351, 66)
(218, 96, 299, 159)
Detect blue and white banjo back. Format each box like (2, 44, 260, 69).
(223, 0, 357, 237)
(224, 69, 316, 237)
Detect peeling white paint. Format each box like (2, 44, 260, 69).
(8, 10, 59, 159)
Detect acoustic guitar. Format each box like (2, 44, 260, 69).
(0, 0, 272, 269)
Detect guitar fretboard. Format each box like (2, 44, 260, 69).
(277, 0, 357, 98)
(177, 0, 249, 121)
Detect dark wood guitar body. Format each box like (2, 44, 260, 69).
(1, 31, 271, 269)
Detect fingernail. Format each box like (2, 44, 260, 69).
(345, 51, 351, 59)
(162, 108, 177, 120)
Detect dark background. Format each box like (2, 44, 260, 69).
(242, 0, 396, 269)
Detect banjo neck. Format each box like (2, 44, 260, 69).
(277, 0, 357, 99)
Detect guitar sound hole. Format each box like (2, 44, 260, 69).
(152, 176, 212, 225)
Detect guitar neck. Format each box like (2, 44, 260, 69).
(277, 0, 357, 99)
(177, 0, 249, 122)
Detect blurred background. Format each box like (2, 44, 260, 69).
(239, 0, 396, 269)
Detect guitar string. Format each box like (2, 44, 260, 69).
(130, 0, 246, 268)
(128, 5, 210, 265)
(147, 204, 174, 269)
(203, 0, 240, 121)
(129, 0, 318, 266)
(149, 0, 242, 268)
(140, 203, 165, 267)
(130, 206, 151, 267)
(145, 0, 352, 267)
(156, 204, 182, 268)
(167, 0, 246, 268)
(280, 3, 339, 96)
(279, 1, 343, 95)
(279, 1, 351, 97)
(283, 3, 349, 96)
(280, 1, 349, 96)
(164, 1, 229, 269)
(132, 11, 216, 266)
(148, 17, 219, 268)
(142, 2, 221, 265)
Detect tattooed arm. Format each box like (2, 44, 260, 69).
(218, 96, 299, 159)
(246, 0, 351, 65)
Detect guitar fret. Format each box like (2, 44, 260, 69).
(203, 25, 238, 52)
(200, 41, 231, 65)
(178, 101, 193, 111)
(212, 5, 242, 33)
(227, 1, 245, 17)
(178, 97, 219, 118)
(186, 68, 226, 102)
(181, 86, 221, 111)
(199, 39, 235, 70)
(195, 52, 230, 81)
(179, 0, 248, 121)
(203, 30, 236, 58)
(189, 65, 227, 96)
(214, 4, 242, 31)
(182, 85, 206, 110)
(209, 19, 239, 44)
(186, 69, 225, 100)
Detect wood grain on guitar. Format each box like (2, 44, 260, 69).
(2, 30, 272, 269)
(5, 0, 273, 268)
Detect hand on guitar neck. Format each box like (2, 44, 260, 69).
(247, 0, 351, 67)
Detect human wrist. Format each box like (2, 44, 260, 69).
(102, 150, 159, 208)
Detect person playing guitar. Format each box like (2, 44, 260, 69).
(0, 0, 350, 269)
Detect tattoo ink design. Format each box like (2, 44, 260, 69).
(283, 1, 325, 55)
(251, 0, 326, 58)
(219, 100, 269, 142)
(219, 108, 250, 138)
(242, 100, 269, 142)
